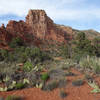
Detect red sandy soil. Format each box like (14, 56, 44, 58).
(0, 69, 100, 100)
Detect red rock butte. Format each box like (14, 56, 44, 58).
(0, 9, 75, 49)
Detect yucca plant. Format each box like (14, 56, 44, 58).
(79, 56, 100, 74)
(90, 57, 100, 74)
(88, 81, 100, 93)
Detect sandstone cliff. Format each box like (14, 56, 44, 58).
(25, 9, 72, 42)
(0, 9, 99, 49)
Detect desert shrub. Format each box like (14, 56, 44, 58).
(0, 46, 50, 63)
(84, 74, 94, 82)
(60, 44, 72, 59)
(7, 53, 15, 62)
(79, 56, 100, 74)
(41, 73, 49, 81)
(49, 68, 65, 80)
(42, 80, 58, 91)
(0, 49, 8, 60)
(23, 61, 33, 72)
(59, 59, 75, 70)
(0, 73, 6, 82)
(0, 63, 19, 81)
(9, 37, 24, 48)
(72, 32, 95, 62)
(26, 71, 37, 86)
(79, 56, 91, 70)
(13, 47, 27, 63)
(6, 95, 23, 100)
(59, 90, 67, 99)
(58, 78, 67, 88)
(72, 52, 87, 63)
(29, 47, 51, 63)
(72, 79, 84, 86)
(93, 37, 100, 57)
(11, 71, 25, 82)
(65, 71, 76, 76)
(15, 83, 25, 90)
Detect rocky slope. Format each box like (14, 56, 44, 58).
(0, 9, 100, 49)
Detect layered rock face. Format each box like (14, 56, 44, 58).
(0, 24, 13, 49)
(26, 10, 48, 39)
(0, 9, 73, 49)
(25, 9, 72, 42)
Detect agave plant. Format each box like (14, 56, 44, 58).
(36, 83, 43, 89)
(0, 87, 7, 92)
(88, 81, 100, 93)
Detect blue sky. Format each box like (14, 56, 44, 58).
(0, 0, 100, 32)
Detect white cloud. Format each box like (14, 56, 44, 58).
(0, 0, 100, 26)
(0, 0, 90, 18)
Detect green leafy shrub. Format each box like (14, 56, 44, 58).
(41, 73, 49, 81)
(15, 83, 25, 90)
(60, 44, 71, 59)
(23, 61, 33, 72)
(72, 79, 84, 86)
(9, 37, 24, 48)
(93, 37, 100, 57)
(0, 49, 8, 60)
(6, 95, 23, 100)
(72, 32, 95, 62)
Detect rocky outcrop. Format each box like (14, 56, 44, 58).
(6, 20, 42, 46)
(25, 9, 72, 42)
(2, 9, 99, 49)
(0, 9, 73, 48)
(26, 10, 48, 39)
(0, 24, 13, 49)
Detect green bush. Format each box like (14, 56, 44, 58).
(6, 95, 23, 100)
(23, 61, 33, 72)
(60, 44, 71, 59)
(15, 83, 25, 90)
(9, 37, 24, 48)
(93, 37, 100, 57)
(72, 32, 95, 61)
(41, 73, 49, 81)
(0, 49, 8, 60)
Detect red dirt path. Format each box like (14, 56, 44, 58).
(0, 69, 100, 100)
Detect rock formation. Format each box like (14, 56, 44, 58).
(0, 9, 99, 49)
(25, 9, 72, 42)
